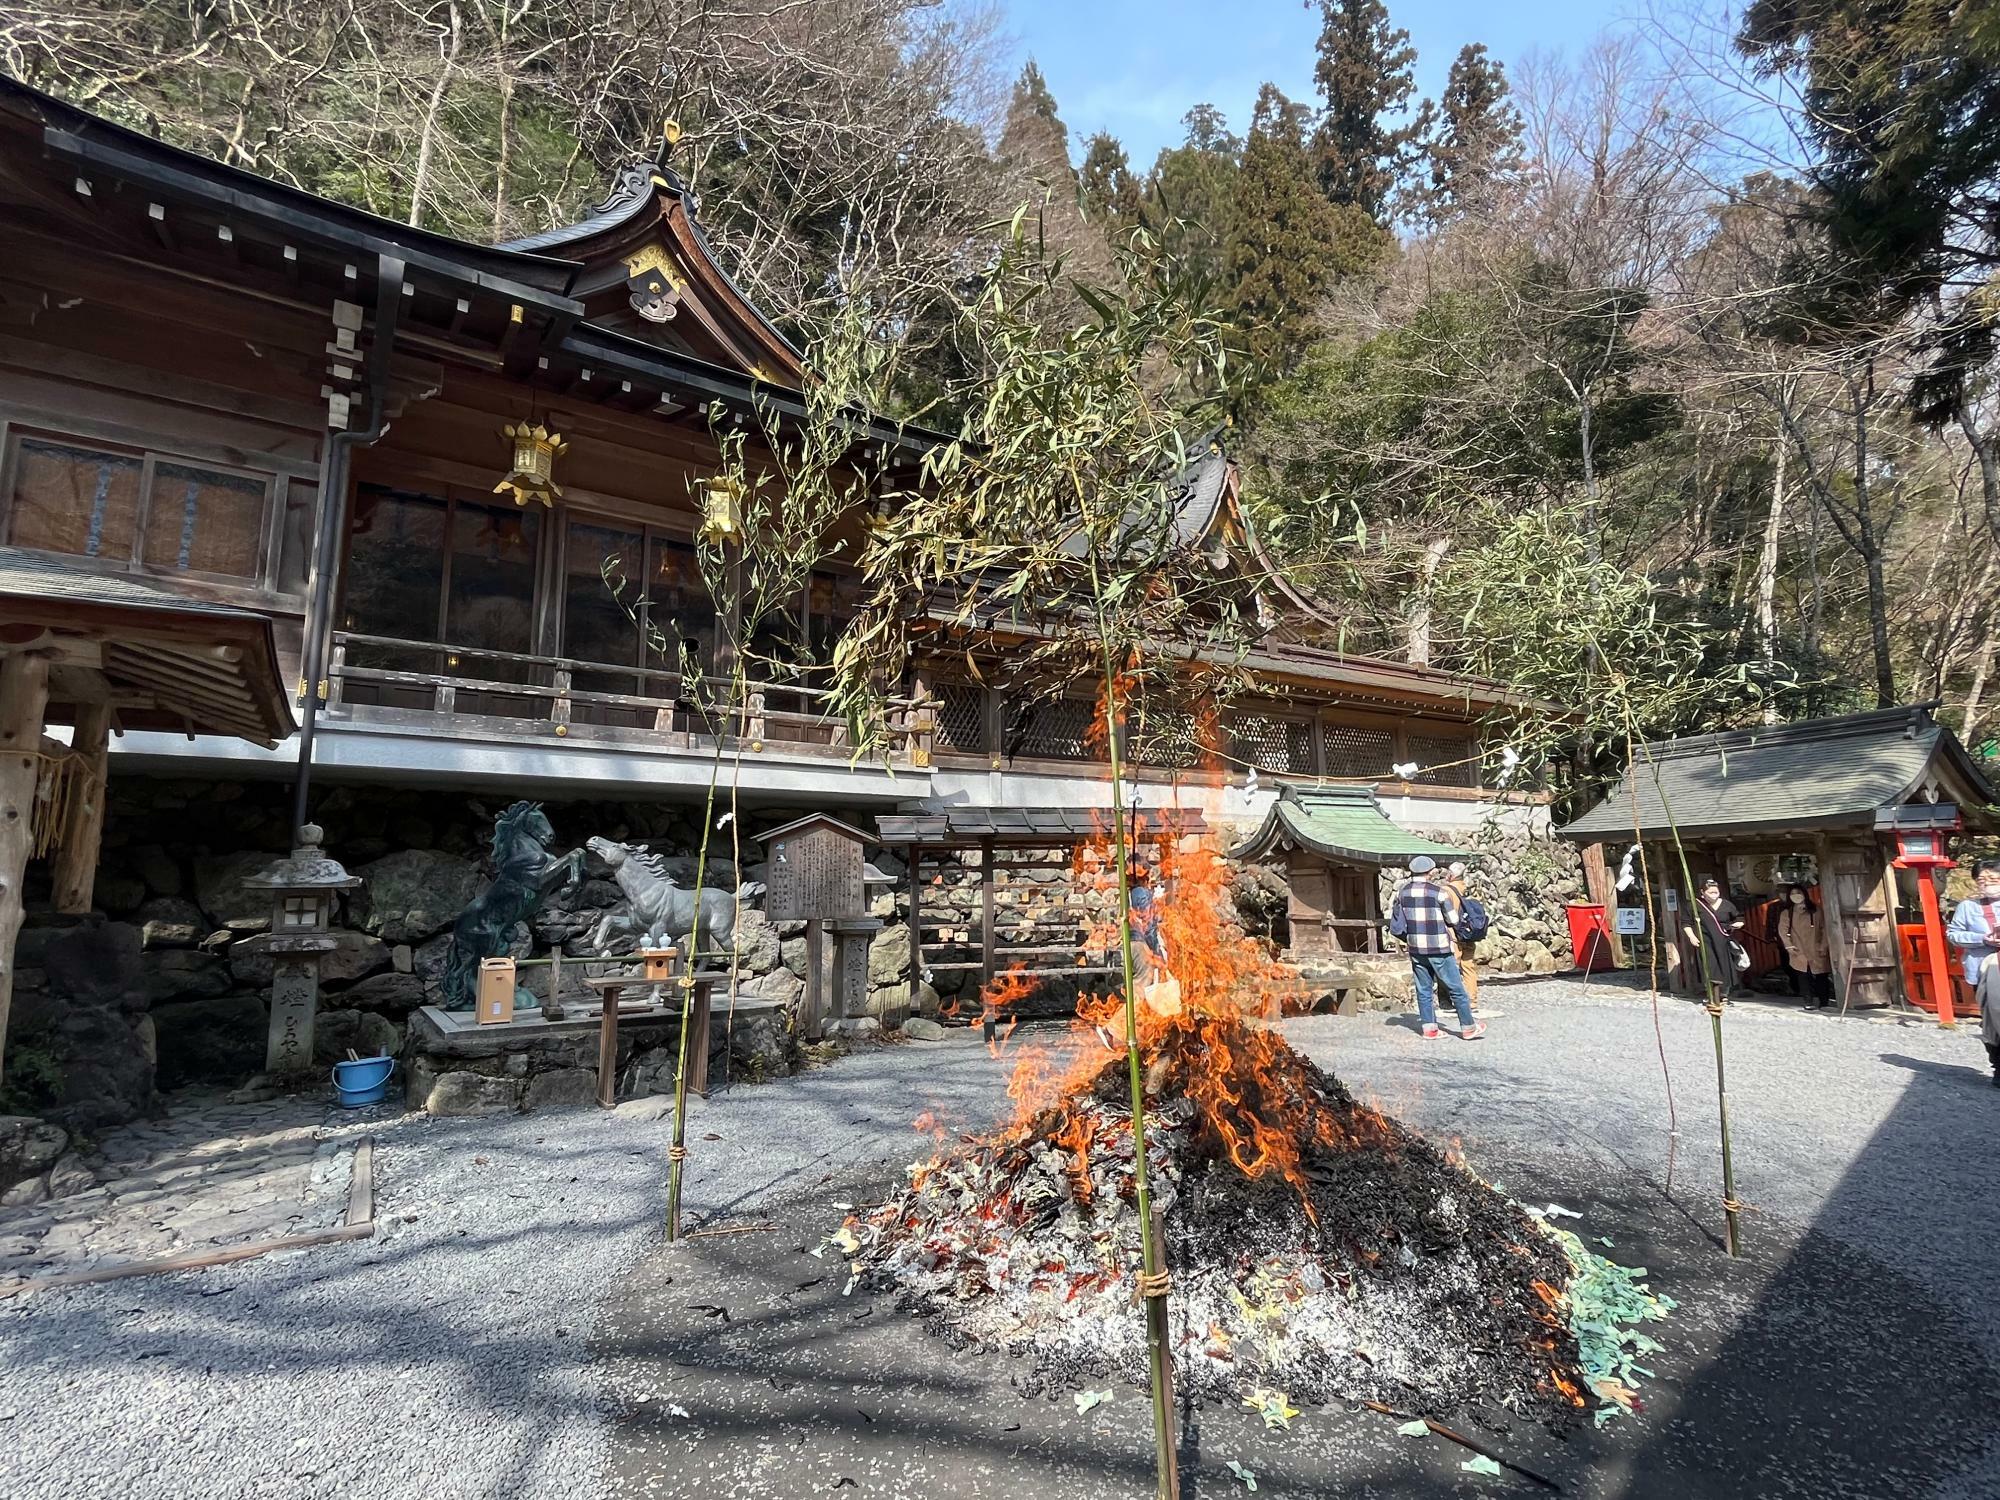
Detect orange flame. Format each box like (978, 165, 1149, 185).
(962, 825, 1351, 1211)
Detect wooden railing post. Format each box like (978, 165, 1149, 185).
(550, 665, 573, 734)
(746, 688, 766, 748)
(326, 640, 347, 711)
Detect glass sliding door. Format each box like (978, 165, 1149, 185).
(342, 486, 448, 703)
(444, 499, 544, 714)
(562, 520, 648, 727)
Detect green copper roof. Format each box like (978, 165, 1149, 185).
(1229, 785, 1465, 866)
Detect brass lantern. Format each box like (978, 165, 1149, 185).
(698, 474, 746, 546)
(495, 421, 568, 508)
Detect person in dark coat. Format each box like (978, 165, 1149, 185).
(1694, 876, 1743, 1002)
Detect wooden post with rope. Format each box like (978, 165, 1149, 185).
(0, 651, 52, 1083)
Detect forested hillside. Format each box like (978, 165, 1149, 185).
(9, 0, 1998, 751)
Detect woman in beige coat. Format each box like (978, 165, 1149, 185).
(1776, 883, 1832, 1008)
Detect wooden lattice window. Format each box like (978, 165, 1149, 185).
(1133, 709, 1204, 769)
(1011, 698, 1103, 761)
(1230, 713, 1314, 773)
(932, 682, 987, 754)
(1323, 722, 1395, 779)
(1408, 731, 1479, 787)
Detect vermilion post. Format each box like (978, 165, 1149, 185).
(1916, 872, 1957, 1028)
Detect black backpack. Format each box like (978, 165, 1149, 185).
(1456, 895, 1491, 943)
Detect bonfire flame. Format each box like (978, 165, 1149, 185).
(976, 830, 1340, 1210)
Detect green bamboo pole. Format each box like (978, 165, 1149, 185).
(1092, 582, 1178, 1500)
(1628, 718, 1741, 1258)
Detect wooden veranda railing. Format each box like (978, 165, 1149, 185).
(325, 631, 930, 764)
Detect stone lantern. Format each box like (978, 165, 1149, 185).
(243, 823, 362, 1075)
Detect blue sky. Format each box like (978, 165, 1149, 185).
(998, 0, 1626, 168)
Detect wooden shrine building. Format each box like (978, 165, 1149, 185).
(1229, 785, 1463, 963)
(1558, 703, 1999, 1011)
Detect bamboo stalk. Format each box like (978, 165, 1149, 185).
(1628, 715, 1741, 1257)
(1093, 580, 1177, 1500)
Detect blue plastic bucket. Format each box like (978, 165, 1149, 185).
(332, 1055, 397, 1108)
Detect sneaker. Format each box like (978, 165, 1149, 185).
(1421, 1024, 1442, 1040)
(1460, 1023, 1487, 1041)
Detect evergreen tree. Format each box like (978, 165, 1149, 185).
(997, 61, 1117, 290)
(1737, 1, 2000, 428)
(1416, 43, 1523, 225)
(1080, 132, 1143, 230)
(1144, 105, 1244, 292)
(1227, 84, 1388, 373)
(1310, 0, 1420, 219)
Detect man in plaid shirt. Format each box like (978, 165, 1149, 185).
(1392, 855, 1485, 1041)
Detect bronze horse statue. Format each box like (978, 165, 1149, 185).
(441, 802, 585, 1009)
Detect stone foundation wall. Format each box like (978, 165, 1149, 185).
(5, 776, 945, 1128)
(1228, 823, 1583, 1011)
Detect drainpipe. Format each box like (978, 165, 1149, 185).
(292, 253, 406, 835)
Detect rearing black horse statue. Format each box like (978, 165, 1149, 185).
(441, 801, 586, 1009)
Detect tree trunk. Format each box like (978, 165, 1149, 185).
(1958, 406, 2000, 551)
(1963, 627, 1998, 744)
(1848, 368, 1896, 708)
(0, 651, 51, 1084)
(1755, 434, 1786, 723)
(1405, 535, 1451, 666)
(492, 70, 514, 241)
(407, 3, 463, 229)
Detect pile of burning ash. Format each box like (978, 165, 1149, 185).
(846, 1013, 1588, 1425)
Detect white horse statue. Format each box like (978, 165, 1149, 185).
(585, 836, 739, 959)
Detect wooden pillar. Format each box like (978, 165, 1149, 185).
(51, 701, 111, 915)
(980, 840, 996, 989)
(0, 651, 52, 1082)
(1580, 842, 1628, 967)
(906, 850, 923, 998)
(1816, 834, 1852, 1009)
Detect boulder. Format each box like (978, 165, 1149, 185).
(138, 895, 205, 950)
(154, 993, 267, 1089)
(780, 935, 810, 980)
(1519, 938, 1560, 976)
(743, 967, 803, 1006)
(828, 1016, 880, 1041)
(0, 1115, 68, 1198)
(523, 1068, 597, 1111)
(43, 920, 144, 1008)
(422, 1070, 519, 1116)
(865, 981, 912, 1022)
(900, 1016, 947, 1041)
(731, 909, 782, 974)
(91, 871, 147, 915)
(313, 1009, 401, 1065)
(194, 850, 285, 929)
(351, 849, 484, 943)
(338, 971, 429, 1017)
(141, 949, 233, 1004)
(130, 844, 185, 898)
(867, 924, 911, 986)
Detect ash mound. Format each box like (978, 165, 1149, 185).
(852, 1017, 1587, 1426)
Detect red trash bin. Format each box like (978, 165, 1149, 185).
(1565, 903, 1616, 972)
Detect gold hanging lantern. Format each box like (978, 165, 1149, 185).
(495, 421, 568, 508)
(698, 474, 746, 546)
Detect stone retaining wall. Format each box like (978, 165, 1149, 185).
(5, 776, 940, 1127)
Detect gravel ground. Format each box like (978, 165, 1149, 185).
(0, 1043, 1011, 1500)
(1285, 975, 2000, 1370)
(2, 979, 1995, 1499)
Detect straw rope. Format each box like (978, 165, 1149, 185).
(27, 746, 96, 861)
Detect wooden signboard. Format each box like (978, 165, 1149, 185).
(762, 815, 869, 922)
